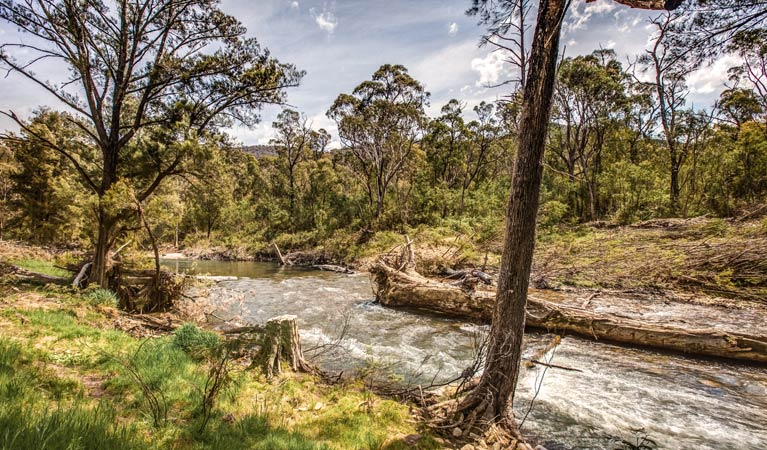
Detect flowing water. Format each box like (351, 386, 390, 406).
(163, 259, 767, 450)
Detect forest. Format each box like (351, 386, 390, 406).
(0, 0, 766, 449)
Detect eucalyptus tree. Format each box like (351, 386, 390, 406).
(468, 0, 534, 92)
(461, 101, 501, 213)
(0, 0, 302, 287)
(450, 0, 683, 439)
(327, 64, 428, 224)
(670, 0, 767, 66)
(270, 109, 313, 215)
(552, 49, 627, 220)
(0, 140, 17, 240)
(639, 12, 714, 213)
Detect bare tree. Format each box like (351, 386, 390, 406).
(468, 0, 535, 91)
(0, 0, 302, 287)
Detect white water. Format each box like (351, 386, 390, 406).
(166, 259, 767, 450)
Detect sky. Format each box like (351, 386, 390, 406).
(0, 0, 738, 147)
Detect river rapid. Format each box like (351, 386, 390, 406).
(163, 259, 767, 450)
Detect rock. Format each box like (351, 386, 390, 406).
(452, 427, 463, 437)
(460, 445, 475, 450)
(313, 402, 324, 410)
(534, 446, 548, 450)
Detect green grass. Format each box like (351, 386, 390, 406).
(0, 282, 438, 450)
(9, 258, 72, 277)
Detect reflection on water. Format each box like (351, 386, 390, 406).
(163, 259, 767, 450)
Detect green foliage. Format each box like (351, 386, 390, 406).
(84, 288, 118, 306)
(173, 324, 222, 359)
(0, 403, 147, 450)
(9, 258, 72, 278)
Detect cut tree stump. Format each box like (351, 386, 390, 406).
(370, 261, 767, 363)
(224, 315, 316, 378)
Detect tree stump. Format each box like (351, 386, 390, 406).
(258, 315, 316, 377)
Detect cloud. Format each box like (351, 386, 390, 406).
(290, 1, 299, 10)
(314, 11, 337, 33)
(448, 22, 458, 36)
(687, 54, 740, 99)
(566, 0, 617, 32)
(470, 51, 507, 86)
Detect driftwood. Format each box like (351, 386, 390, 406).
(313, 264, 354, 274)
(371, 262, 767, 363)
(111, 268, 183, 313)
(72, 262, 92, 289)
(273, 243, 288, 266)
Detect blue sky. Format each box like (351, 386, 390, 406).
(0, 0, 737, 146)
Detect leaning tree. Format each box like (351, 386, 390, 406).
(0, 0, 302, 287)
(446, 0, 685, 442)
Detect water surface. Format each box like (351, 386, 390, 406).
(164, 259, 767, 450)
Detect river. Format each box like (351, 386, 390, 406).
(162, 258, 767, 450)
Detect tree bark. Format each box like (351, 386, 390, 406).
(458, 0, 569, 430)
(92, 210, 116, 288)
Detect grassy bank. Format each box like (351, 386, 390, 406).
(201, 216, 766, 302)
(0, 273, 438, 449)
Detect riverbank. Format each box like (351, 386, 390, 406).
(0, 253, 441, 449)
(170, 216, 767, 304)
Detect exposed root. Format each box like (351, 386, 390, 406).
(420, 387, 527, 449)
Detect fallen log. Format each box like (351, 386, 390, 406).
(313, 264, 354, 274)
(370, 261, 767, 363)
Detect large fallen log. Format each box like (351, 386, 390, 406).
(370, 262, 767, 363)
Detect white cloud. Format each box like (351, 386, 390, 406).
(314, 11, 337, 33)
(470, 51, 507, 86)
(566, 0, 617, 32)
(448, 22, 458, 36)
(687, 54, 740, 97)
(290, 1, 299, 10)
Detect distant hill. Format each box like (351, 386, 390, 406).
(241, 145, 278, 158)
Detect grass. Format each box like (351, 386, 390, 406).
(0, 279, 439, 450)
(8, 258, 72, 277)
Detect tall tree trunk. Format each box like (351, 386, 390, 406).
(457, 0, 568, 430)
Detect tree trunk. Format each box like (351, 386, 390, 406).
(458, 0, 568, 431)
(670, 153, 681, 214)
(92, 209, 116, 288)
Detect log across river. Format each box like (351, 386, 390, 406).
(371, 262, 767, 364)
(163, 258, 767, 450)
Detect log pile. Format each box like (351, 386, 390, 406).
(371, 261, 767, 363)
(110, 267, 184, 313)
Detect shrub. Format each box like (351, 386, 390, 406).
(173, 324, 222, 359)
(85, 288, 118, 306)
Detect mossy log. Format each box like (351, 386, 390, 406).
(224, 315, 316, 378)
(371, 262, 767, 363)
